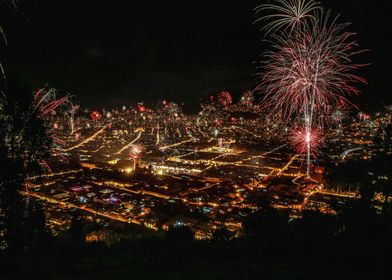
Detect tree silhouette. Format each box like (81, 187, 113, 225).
(69, 210, 84, 244)
(212, 227, 234, 242)
(0, 77, 51, 251)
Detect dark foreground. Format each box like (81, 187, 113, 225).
(2, 228, 390, 280)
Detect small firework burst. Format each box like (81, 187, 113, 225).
(290, 127, 323, 156)
(218, 91, 233, 108)
(90, 110, 102, 121)
(240, 90, 254, 105)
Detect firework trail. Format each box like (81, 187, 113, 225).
(129, 144, 143, 170)
(32, 87, 70, 150)
(1, 0, 26, 79)
(69, 104, 80, 134)
(62, 95, 79, 134)
(33, 87, 69, 116)
(1, 0, 21, 45)
(257, 0, 367, 176)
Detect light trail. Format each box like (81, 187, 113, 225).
(318, 190, 358, 198)
(279, 154, 299, 175)
(96, 180, 171, 200)
(90, 140, 112, 153)
(340, 148, 362, 162)
(262, 143, 288, 156)
(21, 190, 157, 230)
(116, 130, 143, 154)
(233, 126, 263, 138)
(159, 138, 194, 151)
(57, 124, 112, 152)
(28, 169, 83, 180)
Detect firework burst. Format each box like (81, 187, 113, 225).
(218, 91, 233, 108)
(255, 0, 321, 34)
(258, 12, 367, 122)
(240, 90, 254, 106)
(290, 127, 322, 156)
(129, 144, 143, 170)
(33, 87, 68, 116)
(257, 0, 367, 176)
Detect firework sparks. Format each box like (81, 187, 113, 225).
(240, 90, 254, 106)
(258, 15, 367, 122)
(257, 0, 367, 176)
(129, 144, 143, 170)
(218, 91, 233, 108)
(90, 110, 102, 121)
(1, 0, 24, 78)
(331, 107, 347, 124)
(290, 127, 322, 156)
(255, 0, 321, 34)
(33, 87, 69, 116)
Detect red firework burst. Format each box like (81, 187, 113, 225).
(137, 103, 146, 113)
(240, 90, 254, 105)
(129, 145, 143, 159)
(218, 91, 233, 107)
(290, 128, 323, 156)
(33, 87, 68, 116)
(90, 110, 102, 121)
(257, 2, 367, 124)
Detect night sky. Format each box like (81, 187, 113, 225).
(1, 0, 391, 109)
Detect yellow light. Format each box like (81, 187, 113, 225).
(108, 159, 119, 165)
(154, 169, 164, 175)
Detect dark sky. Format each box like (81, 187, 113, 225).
(1, 0, 391, 109)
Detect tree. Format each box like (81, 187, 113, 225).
(212, 227, 234, 242)
(165, 225, 194, 244)
(69, 210, 84, 244)
(0, 76, 51, 251)
(243, 195, 288, 249)
(24, 201, 51, 249)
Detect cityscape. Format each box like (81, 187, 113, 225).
(1, 1, 391, 280)
(25, 96, 391, 240)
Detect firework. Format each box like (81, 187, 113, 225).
(240, 90, 254, 106)
(218, 91, 233, 108)
(69, 104, 79, 134)
(255, 0, 321, 34)
(137, 103, 146, 113)
(129, 144, 143, 170)
(63, 97, 79, 134)
(290, 127, 322, 156)
(90, 110, 102, 121)
(106, 111, 112, 119)
(358, 112, 370, 122)
(258, 15, 367, 122)
(1, 0, 26, 79)
(33, 87, 69, 116)
(257, 0, 367, 176)
(331, 107, 347, 124)
(31, 87, 70, 150)
(165, 102, 181, 124)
